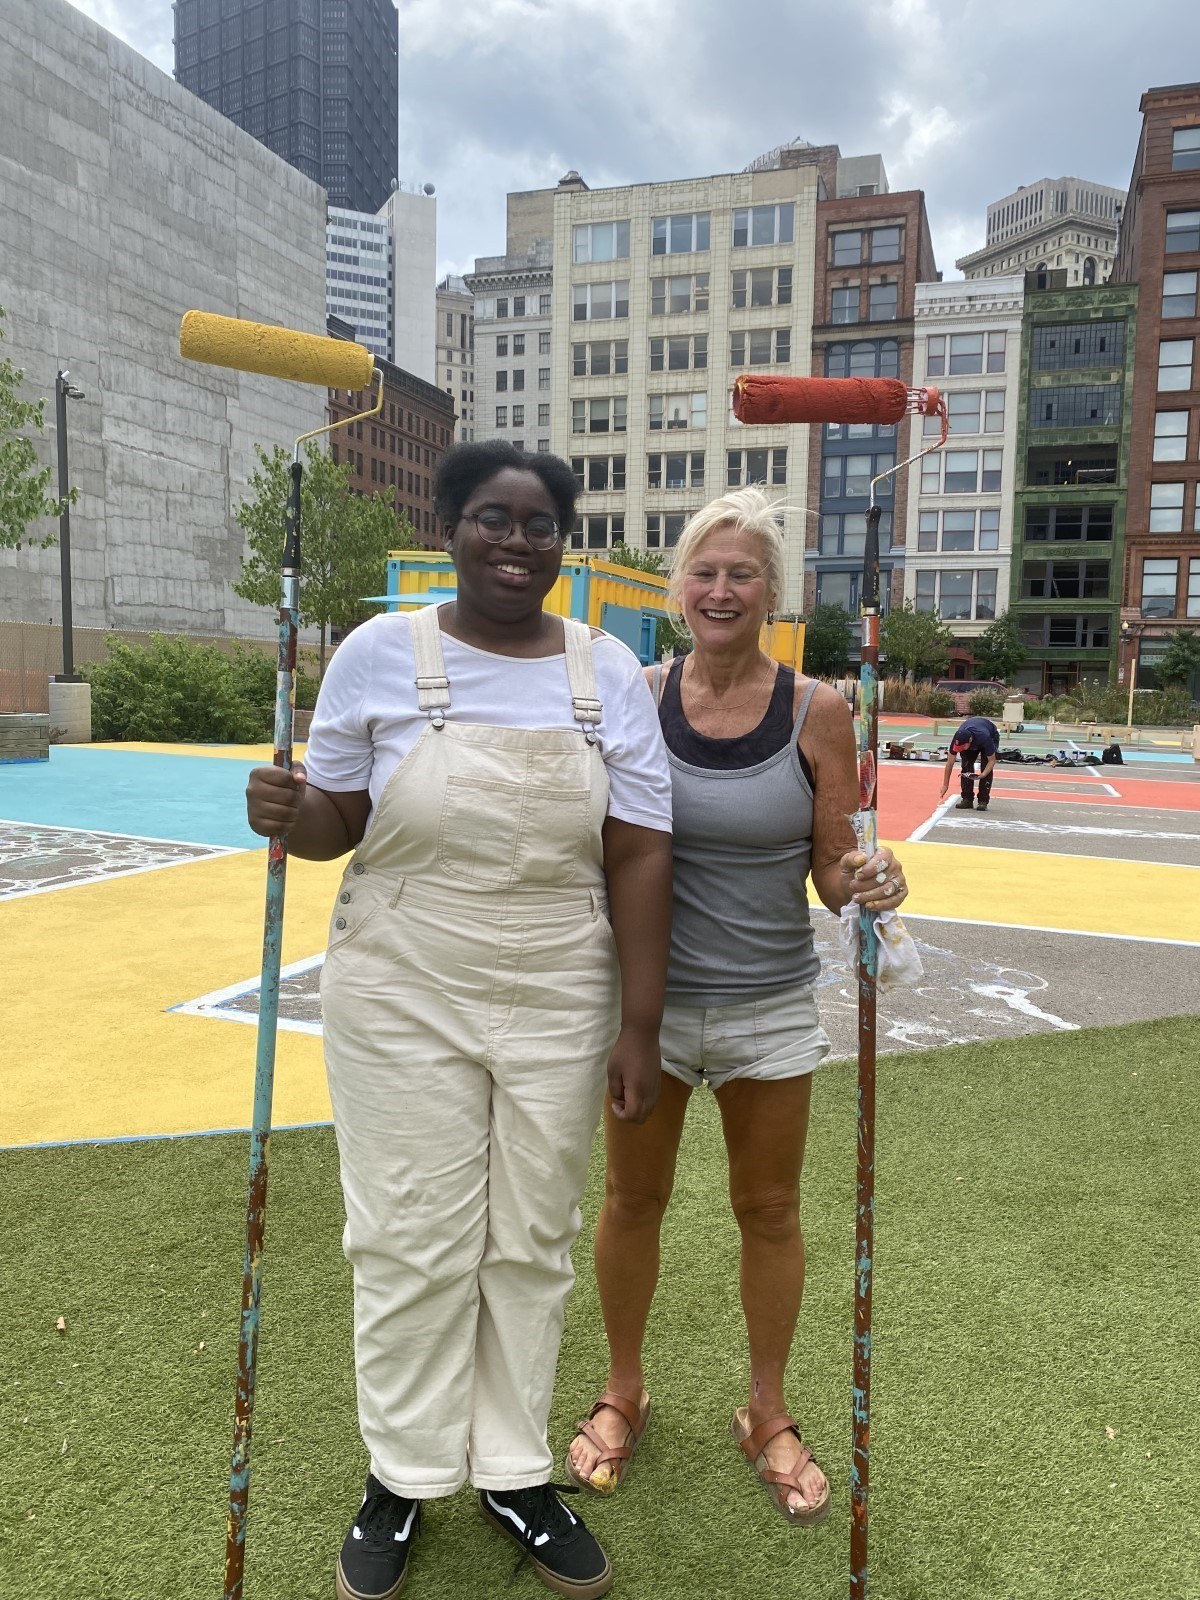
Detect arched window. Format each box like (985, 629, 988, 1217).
(849, 342, 877, 377)
(825, 344, 849, 378)
(1083, 256, 1096, 285)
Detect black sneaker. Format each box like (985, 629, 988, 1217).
(977, 801, 989, 812)
(336, 1474, 421, 1600)
(955, 798, 974, 809)
(479, 1482, 613, 1598)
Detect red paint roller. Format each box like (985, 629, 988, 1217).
(732, 373, 948, 445)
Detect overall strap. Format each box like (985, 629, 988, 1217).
(652, 661, 663, 704)
(409, 604, 451, 726)
(790, 676, 821, 741)
(563, 618, 603, 744)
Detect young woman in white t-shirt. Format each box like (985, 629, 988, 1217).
(246, 442, 673, 1600)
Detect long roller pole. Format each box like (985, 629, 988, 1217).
(850, 503, 882, 1600)
(224, 457, 302, 1600)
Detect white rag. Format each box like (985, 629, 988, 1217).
(838, 904, 925, 989)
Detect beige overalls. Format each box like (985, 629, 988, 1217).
(320, 604, 620, 1498)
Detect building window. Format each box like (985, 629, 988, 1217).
(512, 405, 524, 426)
(651, 213, 710, 254)
(1158, 338, 1193, 391)
(495, 371, 508, 392)
(870, 225, 901, 262)
(539, 293, 551, 315)
(1172, 128, 1200, 172)
(820, 568, 868, 613)
(868, 281, 898, 321)
(728, 447, 787, 487)
(1141, 558, 1179, 617)
(572, 281, 629, 321)
(512, 335, 525, 356)
(645, 512, 689, 549)
(1149, 482, 1185, 532)
(1032, 385, 1122, 428)
(571, 397, 627, 434)
(648, 392, 707, 431)
(819, 512, 892, 556)
(539, 330, 551, 355)
(537, 367, 550, 389)
(648, 451, 705, 489)
(732, 267, 792, 308)
(926, 332, 1005, 378)
(823, 452, 894, 499)
(570, 513, 626, 551)
(496, 298, 509, 318)
(1153, 411, 1189, 462)
(496, 336, 508, 357)
(572, 339, 629, 377)
(537, 439, 550, 453)
(573, 220, 631, 262)
(571, 455, 627, 492)
(1188, 558, 1200, 618)
(1166, 210, 1200, 254)
(1032, 321, 1124, 370)
(650, 273, 710, 315)
(729, 328, 791, 366)
(1024, 504, 1113, 543)
(650, 334, 708, 372)
(513, 296, 526, 316)
(512, 370, 525, 391)
(495, 405, 507, 426)
(832, 287, 860, 324)
(732, 204, 794, 248)
(826, 340, 900, 382)
(832, 231, 863, 266)
(1021, 560, 1110, 600)
(921, 449, 1002, 495)
(538, 403, 550, 426)
(1164, 272, 1198, 318)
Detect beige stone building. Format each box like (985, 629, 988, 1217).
(957, 178, 1125, 286)
(436, 274, 475, 440)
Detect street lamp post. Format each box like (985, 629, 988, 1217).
(54, 370, 85, 682)
(1120, 617, 1143, 733)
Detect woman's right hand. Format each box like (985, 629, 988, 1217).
(246, 762, 307, 838)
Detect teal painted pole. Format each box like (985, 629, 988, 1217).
(224, 457, 302, 1600)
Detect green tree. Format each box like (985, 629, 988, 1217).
(801, 603, 855, 676)
(973, 609, 1027, 683)
(234, 441, 415, 674)
(0, 305, 73, 550)
(1154, 628, 1200, 690)
(609, 541, 665, 575)
(881, 600, 954, 680)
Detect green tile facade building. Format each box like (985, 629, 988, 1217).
(1009, 280, 1138, 696)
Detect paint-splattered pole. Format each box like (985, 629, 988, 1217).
(224, 458, 301, 1600)
(850, 501, 882, 1600)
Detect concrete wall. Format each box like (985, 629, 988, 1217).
(382, 188, 437, 384)
(0, 0, 328, 639)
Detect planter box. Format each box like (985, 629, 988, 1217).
(0, 712, 51, 762)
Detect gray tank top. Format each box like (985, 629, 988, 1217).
(656, 667, 820, 1005)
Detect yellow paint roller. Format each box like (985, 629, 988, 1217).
(180, 309, 375, 390)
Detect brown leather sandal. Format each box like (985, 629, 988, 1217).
(730, 1406, 832, 1526)
(564, 1390, 651, 1496)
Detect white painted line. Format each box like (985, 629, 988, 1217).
(170, 953, 326, 1036)
(924, 839, 1198, 871)
(934, 818, 1200, 843)
(900, 912, 1200, 949)
(0, 817, 245, 852)
(971, 980, 1080, 1031)
(907, 796, 958, 842)
(0, 850, 239, 902)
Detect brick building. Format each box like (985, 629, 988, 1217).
(1111, 82, 1200, 693)
(327, 321, 456, 547)
(805, 183, 939, 618)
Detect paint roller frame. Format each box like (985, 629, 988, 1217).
(179, 311, 381, 1600)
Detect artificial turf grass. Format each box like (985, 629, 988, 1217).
(2, 1015, 1198, 1600)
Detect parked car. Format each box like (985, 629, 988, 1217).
(933, 678, 1012, 714)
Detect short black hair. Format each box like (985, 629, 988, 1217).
(432, 441, 578, 535)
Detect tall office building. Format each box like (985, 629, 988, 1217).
(957, 178, 1125, 286)
(174, 0, 399, 214)
(1111, 82, 1200, 697)
(903, 277, 1025, 669)
(437, 275, 476, 440)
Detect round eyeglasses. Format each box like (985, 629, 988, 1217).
(465, 508, 562, 550)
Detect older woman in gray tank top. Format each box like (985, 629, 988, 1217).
(566, 487, 910, 1525)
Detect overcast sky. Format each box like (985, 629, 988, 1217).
(69, 0, 1200, 281)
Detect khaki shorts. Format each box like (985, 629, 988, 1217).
(660, 983, 830, 1091)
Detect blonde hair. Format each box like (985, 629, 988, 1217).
(666, 487, 788, 616)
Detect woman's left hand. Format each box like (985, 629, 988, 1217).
(840, 847, 909, 910)
(607, 1025, 662, 1124)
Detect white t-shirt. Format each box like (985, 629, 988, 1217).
(303, 611, 674, 833)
